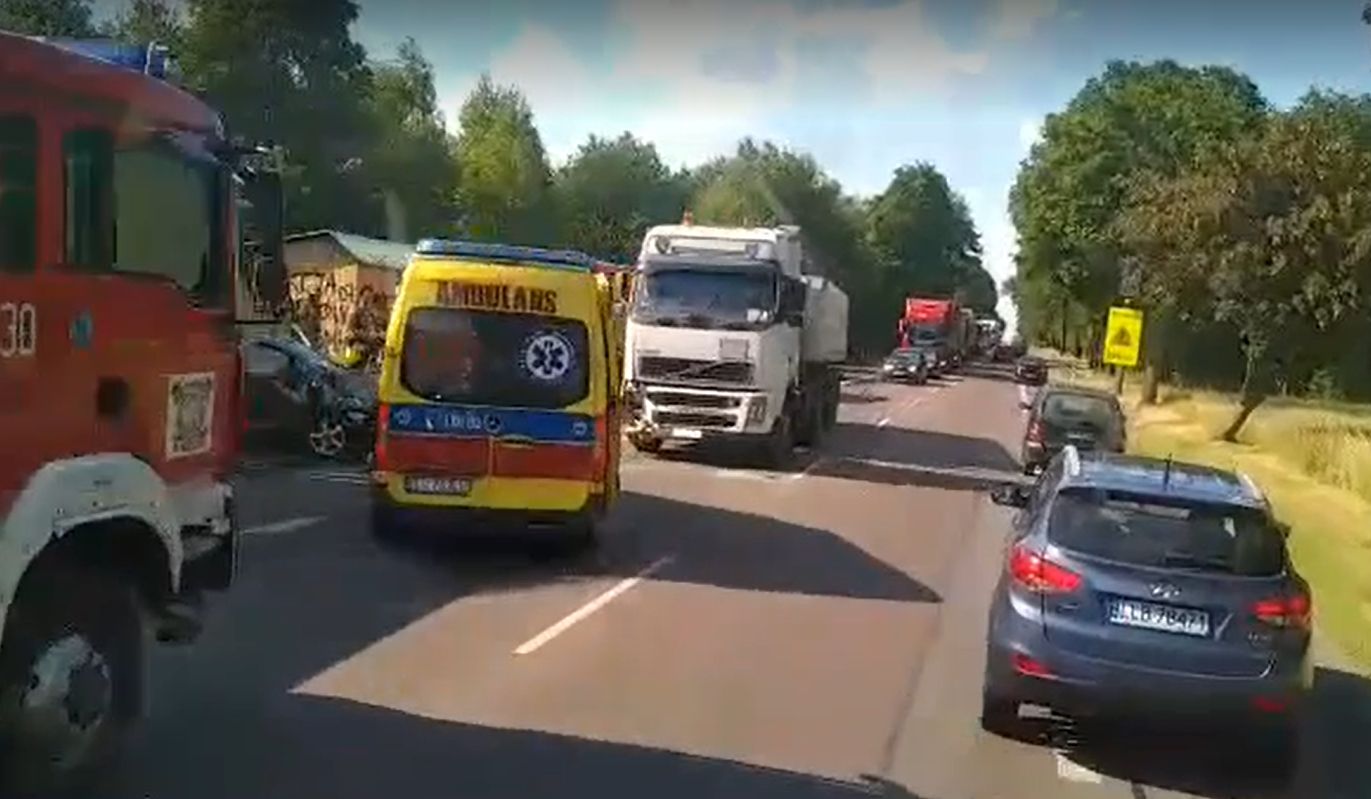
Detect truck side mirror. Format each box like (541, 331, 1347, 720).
(243, 170, 286, 310)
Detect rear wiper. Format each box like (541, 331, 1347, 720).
(1161, 551, 1235, 572)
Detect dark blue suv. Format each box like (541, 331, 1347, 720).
(984, 448, 1311, 780)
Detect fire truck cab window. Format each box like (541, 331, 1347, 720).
(64, 129, 226, 308)
(64, 128, 115, 269)
(113, 140, 225, 307)
(0, 115, 38, 274)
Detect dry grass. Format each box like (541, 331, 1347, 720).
(1074, 377, 1371, 672)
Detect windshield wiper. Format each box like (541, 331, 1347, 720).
(1161, 551, 1235, 572)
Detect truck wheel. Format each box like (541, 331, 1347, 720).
(0, 563, 143, 794)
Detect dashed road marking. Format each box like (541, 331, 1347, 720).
(513, 555, 674, 655)
(877, 416, 891, 428)
(1055, 753, 1104, 784)
(242, 516, 326, 536)
(304, 471, 371, 485)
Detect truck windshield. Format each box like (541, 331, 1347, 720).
(401, 308, 590, 409)
(633, 268, 778, 329)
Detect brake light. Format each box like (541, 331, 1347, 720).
(1253, 593, 1311, 630)
(1026, 420, 1045, 444)
(1009, 544, 1082, 593)
(1011, 652, 1053, 678)
(591, 414, 607, 479)
(373, 403, 391, 471)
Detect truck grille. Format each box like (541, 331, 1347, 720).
(655, 411, 735, 429)
(647, 391, 741, 409)
(637, 356, 753, 386)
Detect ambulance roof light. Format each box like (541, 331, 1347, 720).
(414, 239, 595, 271)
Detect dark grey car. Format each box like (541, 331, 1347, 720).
(1021, 386, 1125, 474)
(984, 449, 1311, 782)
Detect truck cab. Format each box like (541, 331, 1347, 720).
(0, 34, 284, 791)
(624, 223, 846, 468)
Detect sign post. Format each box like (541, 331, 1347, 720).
(1103, 306, 1144, 395)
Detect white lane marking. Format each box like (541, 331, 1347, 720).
(1055, 753, 1104, 784)
(877, 416, 891, 428)
(305, 472, 371, 485)
(513, 555, 675, 656)
(242, 516, 325, 536)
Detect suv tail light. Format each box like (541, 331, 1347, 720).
(1253, 593, 1311, 630)
(1009, 544, 1082, 594)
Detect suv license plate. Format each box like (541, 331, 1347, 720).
(405, 476, 472, 496)
(1108, 599, 1210, 637)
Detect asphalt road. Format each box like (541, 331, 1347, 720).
(98, 365, 1369, 799)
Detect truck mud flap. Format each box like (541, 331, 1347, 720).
(180, 496, 239, 593)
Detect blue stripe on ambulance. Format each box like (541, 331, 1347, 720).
(387, 404, 595, 444)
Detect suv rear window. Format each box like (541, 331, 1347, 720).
(1041, 392, 1116, 428)
(1047, 488, 1285, 576)
(401, 308, 590, 409)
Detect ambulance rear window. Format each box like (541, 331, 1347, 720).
(401, 308, 590, 409)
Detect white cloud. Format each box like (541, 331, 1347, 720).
(603, 0, 990, 165)
(987, 0, 1060, 42)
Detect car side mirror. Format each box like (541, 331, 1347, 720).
(1275, 521, 1292, 539)
(990, 484, 1030, 508)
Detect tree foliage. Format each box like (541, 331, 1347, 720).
(1118, 91, 1371, 436)
(105, 0, 184, 50)
(1011, 60, 1267, 366)
(453, 75, 554, 245)
(554, 133, 688, 263)
(0, 0, 95, 36)
(363, 38, 458, 241)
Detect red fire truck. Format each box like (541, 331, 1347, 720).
(0, 34, 285, 790)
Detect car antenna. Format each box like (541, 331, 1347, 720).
(1162, 453, 1173, 488)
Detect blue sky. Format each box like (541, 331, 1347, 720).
(98, 0, 1371, 323)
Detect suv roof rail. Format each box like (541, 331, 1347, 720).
(1063, 444, 1082, 477)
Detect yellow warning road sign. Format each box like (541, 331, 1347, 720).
(1103, 306, 1143, 367)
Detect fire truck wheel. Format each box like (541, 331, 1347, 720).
(0, 562, 143, 794)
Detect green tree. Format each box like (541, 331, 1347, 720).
(1011, 60, 1268, 391)
(105, 0, 183, 50)
(688, 139, 888, 350)
(180, 0, 377, 233)
(866, 162, 990, 315)
(0, 0, 95, 36)
(1118, 91, 1371, 439)
(364, 38, 459, 241)
(453, 74, 554, 245)
(554, 133, 688, 262)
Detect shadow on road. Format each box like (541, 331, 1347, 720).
(1043, 665, 1371, 799)
(110, 693, 935, 799)
(840, 389, 892, 404)
(808, 423, 1025, 494)
(611, 492, 941, 603)
(958, 363, 1020, 384)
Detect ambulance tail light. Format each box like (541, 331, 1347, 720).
(591, 415, 608, 478)
(373, 403, 391, 472)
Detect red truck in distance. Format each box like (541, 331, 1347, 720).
(897, 297, 965, 368)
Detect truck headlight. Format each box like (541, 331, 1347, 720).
(746, 397, 768, 424)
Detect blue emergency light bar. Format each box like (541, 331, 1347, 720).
(38, 38, 177, 81)
(414, 239, 594, 271)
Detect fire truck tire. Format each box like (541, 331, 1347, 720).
(0, 562, 143, 794)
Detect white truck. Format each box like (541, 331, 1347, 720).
(624, 223, 848, 467)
